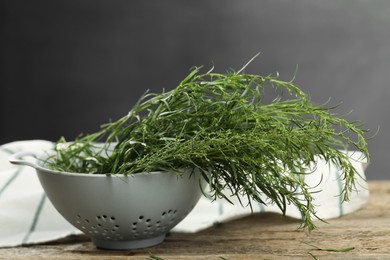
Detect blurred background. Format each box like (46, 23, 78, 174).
(1, 0, 389, 179)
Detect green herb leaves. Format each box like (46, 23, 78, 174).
(46, 62, 369, 230)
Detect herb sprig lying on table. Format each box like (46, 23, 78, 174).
(46, 61, 369, 230)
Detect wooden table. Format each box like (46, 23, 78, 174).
(1, 181, 389, 259)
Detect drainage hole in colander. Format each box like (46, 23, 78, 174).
(161, 209, 177, 218)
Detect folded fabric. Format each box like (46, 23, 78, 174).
(0, 140, 369, 248)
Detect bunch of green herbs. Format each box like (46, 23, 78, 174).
(45, 61, 369, 230)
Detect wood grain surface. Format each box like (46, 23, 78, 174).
(0, 181, 389, 259)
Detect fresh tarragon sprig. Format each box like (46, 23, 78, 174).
(46, 59, 370, 230)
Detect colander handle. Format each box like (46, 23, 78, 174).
(9, 151, 40, 169)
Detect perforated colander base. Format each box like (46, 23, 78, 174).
(76, 214, 123, 241)
(131, 209, 178, 238)
(73, 208, 185, 249)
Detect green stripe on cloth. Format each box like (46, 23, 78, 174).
(0, 168, 22, 198)
(0, 146, 14, 155)
(218, 202, 224, 215)
(258, 202, 266, 212)
(335, 168, 344, 216)
(22, 193, 47, 245)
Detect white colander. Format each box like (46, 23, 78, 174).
(9, 151, 205, 250)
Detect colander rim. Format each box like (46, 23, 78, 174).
(35, 154, 194, 177)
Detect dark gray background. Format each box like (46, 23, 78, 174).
(1, 1, 389, 179)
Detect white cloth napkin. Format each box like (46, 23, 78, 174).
(0, 140, 369, 248)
